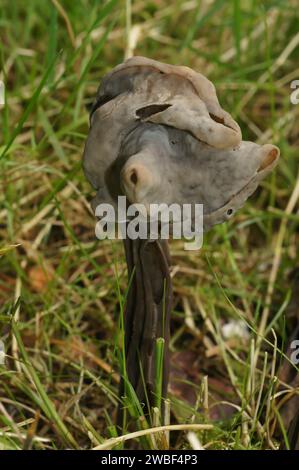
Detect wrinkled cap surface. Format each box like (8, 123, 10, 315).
(83, 56, 279, 231)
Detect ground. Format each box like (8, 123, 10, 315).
(0, 0, 299, 450)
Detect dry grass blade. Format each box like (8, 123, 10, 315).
(92, 424, 213, 450)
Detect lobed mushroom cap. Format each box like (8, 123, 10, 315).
(83, 57, 279, 231)
(84, 56, 242, 189)
(118, 124, 279, 230)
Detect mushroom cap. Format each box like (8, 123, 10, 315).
(118, 124, 279, 230)
(84, 56, 242, 189)
(83, 57, 279, 231)
(95, 56, 241, 146)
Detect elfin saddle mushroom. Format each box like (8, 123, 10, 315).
(83, 56, 279, 422)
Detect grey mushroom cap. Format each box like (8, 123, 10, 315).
(95, 56, 242, 148)
(83, 57, 279, 231)
(84, 56, 242, 189)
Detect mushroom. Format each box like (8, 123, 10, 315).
(82, 57, 279, 423)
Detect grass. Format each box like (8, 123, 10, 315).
(0, 0, 299, 450)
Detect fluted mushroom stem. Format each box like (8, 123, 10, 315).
(118, 235, 172, 425)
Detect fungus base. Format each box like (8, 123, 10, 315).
(118, 236, 172, 424)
